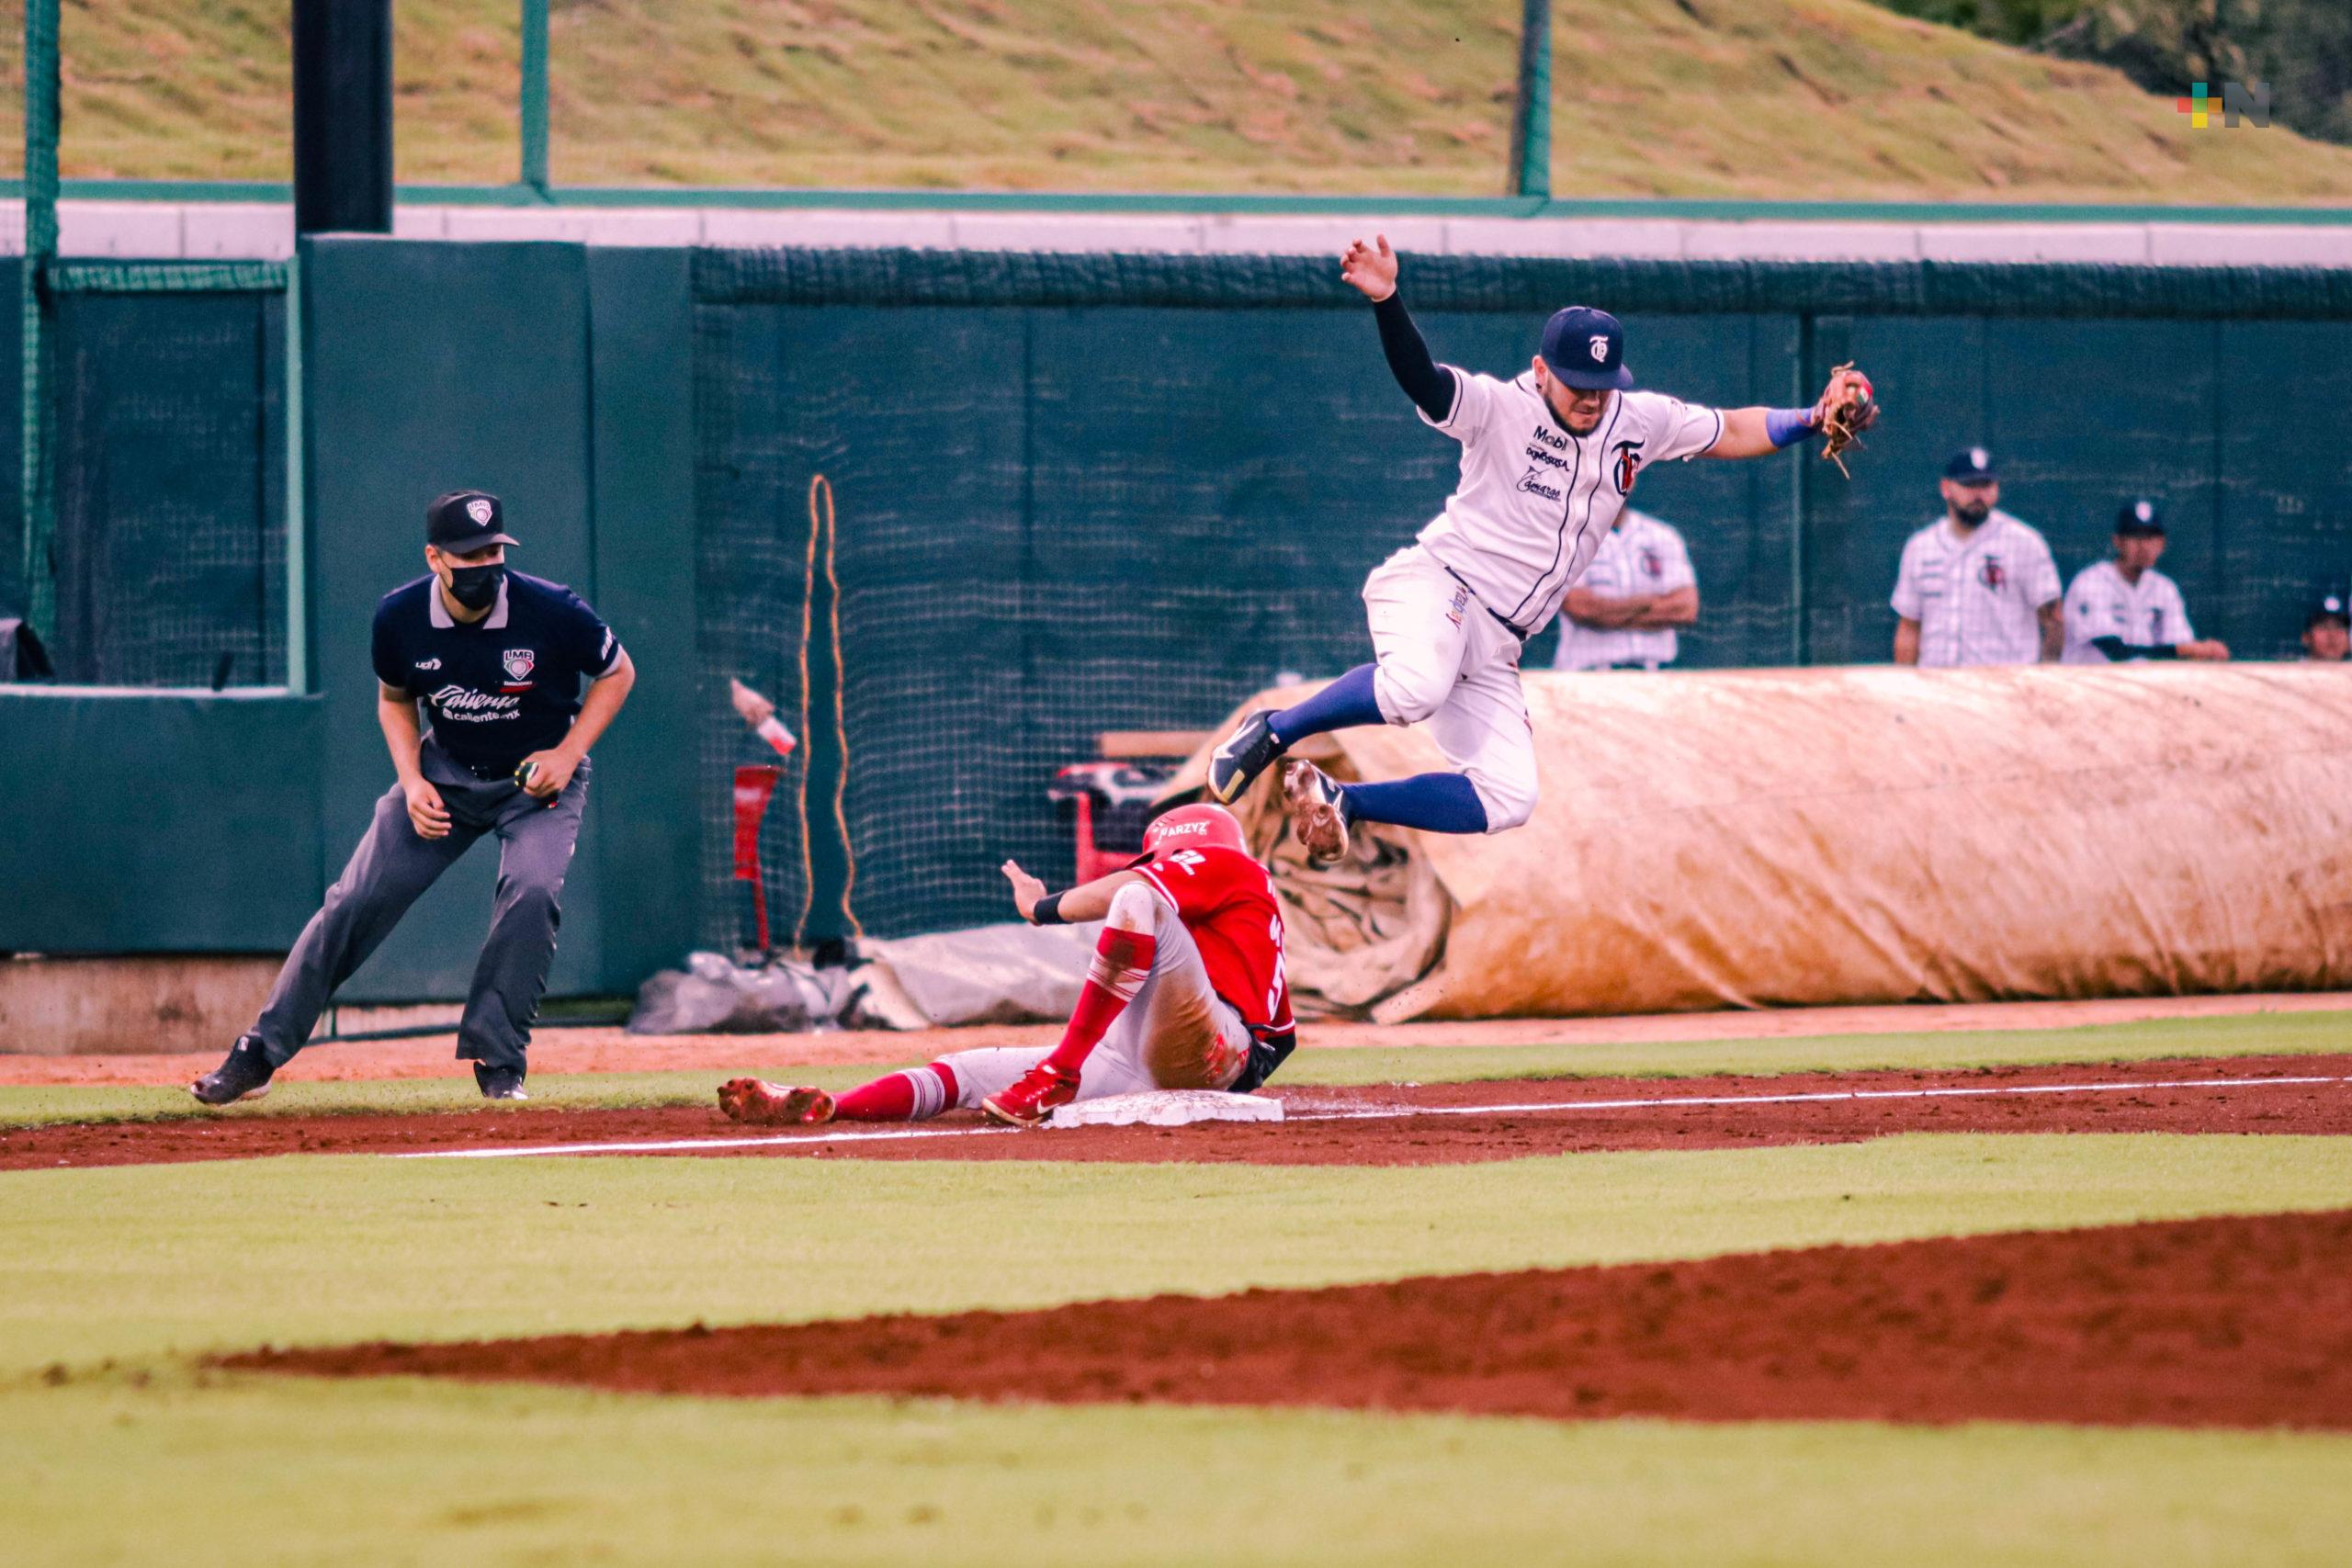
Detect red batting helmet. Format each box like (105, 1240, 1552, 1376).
(1142, 802, 1249, 856)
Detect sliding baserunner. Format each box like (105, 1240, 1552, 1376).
(1208, 234, 1876, 860)
(718, 804, 1295, 1131)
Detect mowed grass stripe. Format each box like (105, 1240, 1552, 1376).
(10, 1377, 2352, 1568)
(3, 1134, 2346, 1377)
(4, 1009, 2346, 1130)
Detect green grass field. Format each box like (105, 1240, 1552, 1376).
(8, 1021, 2349, 1564)
(7, 0, 2351, 202)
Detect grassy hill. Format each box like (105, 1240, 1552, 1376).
(6, 0, 2352, 202)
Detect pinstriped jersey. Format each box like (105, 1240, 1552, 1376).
(1890, 510, 2061, 668)
(2061, 560, 2194, 663)
(1415, 372, 1722, 635)
(1550, 509, 1697, 671)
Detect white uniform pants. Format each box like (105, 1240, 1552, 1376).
(940, 885, 1254, 1109)
(1362, 545, 1540, 832)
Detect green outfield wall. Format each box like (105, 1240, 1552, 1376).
(6, 243, 2350, 988)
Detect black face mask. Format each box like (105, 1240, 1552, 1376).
(446, 561, 505, 612)
(1951, 498, 1993, 526)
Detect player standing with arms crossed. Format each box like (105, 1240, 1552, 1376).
(1207, 236, 1875, 859)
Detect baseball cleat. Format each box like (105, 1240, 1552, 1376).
(1207, 710, 1286, 805)
(189, 1033, 275, 1107)
(717, 1078, 835, 1127)
(474, 1064, 529, 1101)
(1283, 761, 1355, 863)
(981, 1063, 1080, 1129)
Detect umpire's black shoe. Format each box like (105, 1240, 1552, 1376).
(474, 1064, 530, 1101)
(189, 1033, 275, 1107)
(1208, 710, 1287, 805)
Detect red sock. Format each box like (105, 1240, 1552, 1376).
(831, 1063, 958, 1122)
(1041, 926, 1157, 1077)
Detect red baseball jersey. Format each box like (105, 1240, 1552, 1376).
(1128, 843, 1295, 1042)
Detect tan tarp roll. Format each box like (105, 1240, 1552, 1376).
(1165, 665, 2352, 1021)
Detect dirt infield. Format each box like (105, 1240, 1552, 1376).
(229, 1209, 2352, 1431)
(8, 1055, 2346, 1170)
(9, 991, 2346, 1084)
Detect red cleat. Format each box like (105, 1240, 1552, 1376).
(980, 1063, 1080, 1128)
(717, 1077, 835, 1127)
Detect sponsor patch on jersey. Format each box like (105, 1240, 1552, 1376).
(1446, 582, 1468, 628)
(1515, 468, 1563, 503)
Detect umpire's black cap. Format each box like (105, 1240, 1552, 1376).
(426, 490, 519, 553)
(2115, 498, 2165, 536)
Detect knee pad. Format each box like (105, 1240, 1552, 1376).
(1372, 661, 1447, 727)
(1105, 880, 1158, 934)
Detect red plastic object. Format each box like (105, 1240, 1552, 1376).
(732, 765, 784, 953)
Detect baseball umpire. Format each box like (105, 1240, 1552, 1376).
(191, 491, 635, 1105)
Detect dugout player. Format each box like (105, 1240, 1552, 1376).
(1548, 506, 1699, 671)
(2061, 499, 2229, 664)
(2303, 595, 2349, 662)
(718, 803, 1295, 1130)
(1204, 233, 1871, 862)
(191, 491, 635, 1106)
(1892, 448, 2062, 668)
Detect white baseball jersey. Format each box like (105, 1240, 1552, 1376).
(1550, 509, 1696, 671)
(1890, 509, 2061, 668)
(1417, 370, 1723, 636)
(2061, 560, 2194, 664)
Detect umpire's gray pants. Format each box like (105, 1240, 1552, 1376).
(250, 739, 590, 1074)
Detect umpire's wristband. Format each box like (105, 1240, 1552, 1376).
(1031, 891, 1069, 926)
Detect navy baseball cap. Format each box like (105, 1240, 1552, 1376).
(2309, 593, 2350, 630)
(1944, 447, 1998, 483)
(426, 490, 519, 553)
(2115, 498, 2165, 536)
(1540, 306, 1634, 390)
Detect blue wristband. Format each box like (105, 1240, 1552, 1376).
(1765, 407, 1815, 449)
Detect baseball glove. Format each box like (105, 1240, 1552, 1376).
(1815, 363, 1878, 479)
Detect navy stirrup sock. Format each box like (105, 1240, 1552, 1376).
(1341, 773, 1490, 835)
(1268, 664, 1384, 746)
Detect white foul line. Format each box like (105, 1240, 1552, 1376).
(393, 1073, 2347, 1160)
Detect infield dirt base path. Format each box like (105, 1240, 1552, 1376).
(9, 1054, 2347, 1170)
(9, 991, 2346, 1084)
(232, 1209, 2352, 1432)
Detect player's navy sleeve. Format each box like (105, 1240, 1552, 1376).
(369, 601, 407, 692)
(1372, 292, 1457, 423)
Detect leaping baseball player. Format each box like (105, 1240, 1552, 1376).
(1206, 235, 1876, 859)
(718, 803, 1295, 1130)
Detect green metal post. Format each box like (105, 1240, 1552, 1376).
(284, 248, 309, 694)
(19, 0, 60, 637)
(521, 0, 550, 195)
(1509, 0, 1551, 199)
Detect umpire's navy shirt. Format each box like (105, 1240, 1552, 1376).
(370, 571, 624, 776)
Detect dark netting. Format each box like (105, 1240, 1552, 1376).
(47, 290, 287, 687)
(692, 250, 2352, 943)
